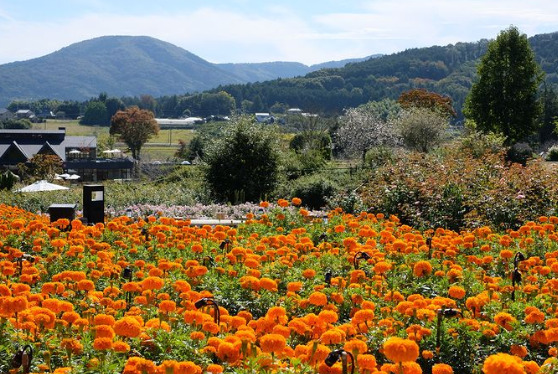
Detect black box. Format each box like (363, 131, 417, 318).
(83, 185, 104, 224)
(48, 203, 76, 223)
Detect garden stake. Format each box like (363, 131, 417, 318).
(203, 256, 215, 268)
(141, 227, 149, 242)
(325, 270, 332, 286)
(426, 236, 433, 259)
(325, 349, 354, 374)
(121, 266, 133, 310)
(12, 345, 33, 374)
(511, 252, 525, 301)
(195, 297, 220, 324)
(14, 254, 34, 276)
(353, 251, 371, 270)
(436, 308, 460, 352)
(220, 239, 231, 254)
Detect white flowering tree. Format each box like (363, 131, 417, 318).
(335, 106, 398, 164)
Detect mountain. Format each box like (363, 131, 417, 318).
(204, 32, 558, 119)
(216, 56, 379, 82)
(0, 36, 373, 106)
(0, 36, 249, 105)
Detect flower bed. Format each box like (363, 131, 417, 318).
(0, 200, 557, 373)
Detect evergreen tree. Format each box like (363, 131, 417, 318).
(464, 26, 544, 144)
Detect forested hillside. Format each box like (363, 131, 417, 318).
(201, 32, 558, 120)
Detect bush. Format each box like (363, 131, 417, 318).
(290, 175, 338, 210)
(361, 145, 558, 230)
(458, 129, 505, 158)
(204, 117, 281, 203)
(506, 142, 533, 165)
(365, 146, 397, 168)
(546, 144, 558, 161)
(395, 107, 449, 152)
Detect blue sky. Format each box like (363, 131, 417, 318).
(1, 0, 558, 65)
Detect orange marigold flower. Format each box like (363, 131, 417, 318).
(523, 361, 540, 374)
(216, 341, 240, 363)
(383, 337, 419, 363)
(206, 364, 224, 373)
(510, 345, 528, 358)
(422, 350, 434, 359)
(302, 268, 316, 279)
(374, 261, 392, 274)
(95, 325, 115, 339)
(448, 286, 466, 299)
(334, 225, 345, 233)
(260, 333, 287, 355)
(357, 354, 377, 372)
(291, 197, 302, 206)
(141, 276, 164, 291)
(432, 363, 454, 374)
(277, 199, 289, 208)
(114, 316, 142, 338)
(113, 340, 130, 353)
(321, 329, 345, 345)
(190, 331, 206, 340)
(287, 281, 303, 293)
(524, 310, 545, 324)
(176, 361, 202, 374)
(494, 312, 516, 331)
(158, 300, 176, 313)
(344, 339, 368, 355)
(259, 201, 270, 208)
(413, 261, 433, 277)
(308, 291, 328, 306)
(61, 338, 83, 355)
(259, 277, 278, 292)
(94, 314, 115, 326)
(482, 353, 524, 374)
(93, 337, 113, 351)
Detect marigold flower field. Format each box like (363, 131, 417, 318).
(1, 200, 558, 373)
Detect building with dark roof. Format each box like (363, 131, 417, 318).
(0, 128, 133, 181)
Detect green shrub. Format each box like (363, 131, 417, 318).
(290, 175, 339, 210)
(546, 145, 558, 161)
(204, 118, 281, 203)
(365, 146, 396, 168)
(506, 142, 533, 165)
(458, 130, 505, 158)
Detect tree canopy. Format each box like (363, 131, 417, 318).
(464, 26, 544, 144)
(398, 88, 456, 118)
(204, 117, 280, 203)
(336, 103, 398, 163)
(109, 106, 159, 160)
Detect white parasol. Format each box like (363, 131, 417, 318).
(15, 180, 70, 193)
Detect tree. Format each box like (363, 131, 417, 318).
(18, 154, 63, 181)
(199, 91, 236, 117)
(204, 117, 280, 203)
(105, 97, 125, 124)
(398, 89, 456, 118)
(336, 104, 398, 164)
(110, 106, 159, 160)
(395, 107, 449, 152)
(0, 118, 32, 129)
(464, 26, 544, 144)
(81, 101, 108, 125)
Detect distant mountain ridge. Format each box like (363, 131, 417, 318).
(0, 35, 376, 106)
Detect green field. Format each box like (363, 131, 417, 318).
(34, 120, 195, 160)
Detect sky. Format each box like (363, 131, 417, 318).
(1, 0, 558, 66)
